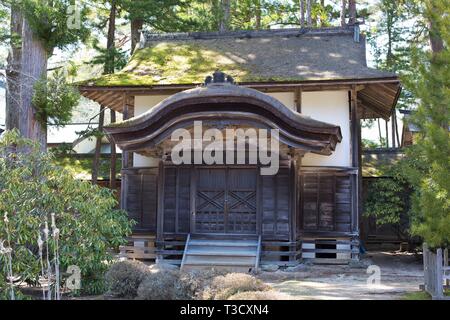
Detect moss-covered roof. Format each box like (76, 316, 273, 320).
(80, 27, 397, 87)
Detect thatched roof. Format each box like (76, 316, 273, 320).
(78, 27, 401, 120)
(82, 27, 395, 86)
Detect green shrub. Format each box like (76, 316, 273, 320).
(33, 69, 80, 127)
(0, 130, 133, 296)
(202, 273, 270, 300)
(105, 260, 149, 298)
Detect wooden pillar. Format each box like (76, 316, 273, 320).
(156, 159, 165, 263)
(290, 151, 303, 264)
(295, 87, 302, 113)
(109, 110, 117, 189)
(121, 95, 130, 169)
(120, 94, 133, 210)
(350, 85, 361, 259)
(289, 154, 297, 244)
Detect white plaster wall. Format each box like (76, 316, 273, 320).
(266, 92, 296, 110)
(134, 95, 169, 116)
(301, 91, 351, 167)
(133, 154, 160, 167)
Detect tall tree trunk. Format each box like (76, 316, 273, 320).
(93, 0, 116, 184)
(92, 107, 104, 184)
(386, 7, 394, 67)
(348, 0, 357, 25)
(219, 0, 231, 32)
(340, 0, 347, 27)
(19, 16, 48, 150)
(300, 0, 305, 26)
(306, 0, 312, 26)
(5, 7, 22, 133)
(109, 110, 117, 189)
(427, 4, 444, 54)
(104, 0, 116, 74)
(255, 1, 261, 30)
(131, 18, 143, 55)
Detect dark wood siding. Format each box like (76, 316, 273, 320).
(300, 172, 352, 233)
(261, 167, 291, 239)
(123, 168, 158, 232)
(163, 167, 191, 234)
(335, 175, 352, 232)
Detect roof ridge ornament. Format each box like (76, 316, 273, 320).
(204, 71, 235, 86)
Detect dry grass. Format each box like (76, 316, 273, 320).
(136, 270, 179, 300)
(202, 273, 271, 300)
(176, 269, 227, 300)
(228, 290, 287, 300)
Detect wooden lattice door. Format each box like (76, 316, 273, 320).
(194, 167, 257, 234)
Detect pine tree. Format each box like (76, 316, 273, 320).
(404, 0, 450, 248)
(367, 0, 419, 147)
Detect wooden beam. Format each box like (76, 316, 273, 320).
(358, 100, 387, 119)
(358, 95, 390, 119)
(97, 92, 124, 107)
(78, 77, 400, 94)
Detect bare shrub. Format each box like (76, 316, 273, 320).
(136, 269, 179, 300)
(105, 260, 149, 298)
(227, 290, 283, 300)
(202, 273, 270, 300)
(175, 269, 227, 300)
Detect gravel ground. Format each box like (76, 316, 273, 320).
(258, 251, 424, 300)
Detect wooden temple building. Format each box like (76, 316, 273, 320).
(79, 26, 401, 269)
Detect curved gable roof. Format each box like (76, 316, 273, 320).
(104, 82, 342, 155)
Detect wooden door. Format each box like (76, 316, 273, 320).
(194, 167, 257, 235)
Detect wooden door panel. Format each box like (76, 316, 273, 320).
(194, 167, 257, 234)
(195, 168, 226, 233)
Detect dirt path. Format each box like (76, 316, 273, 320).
(258, 251, 424, 300)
